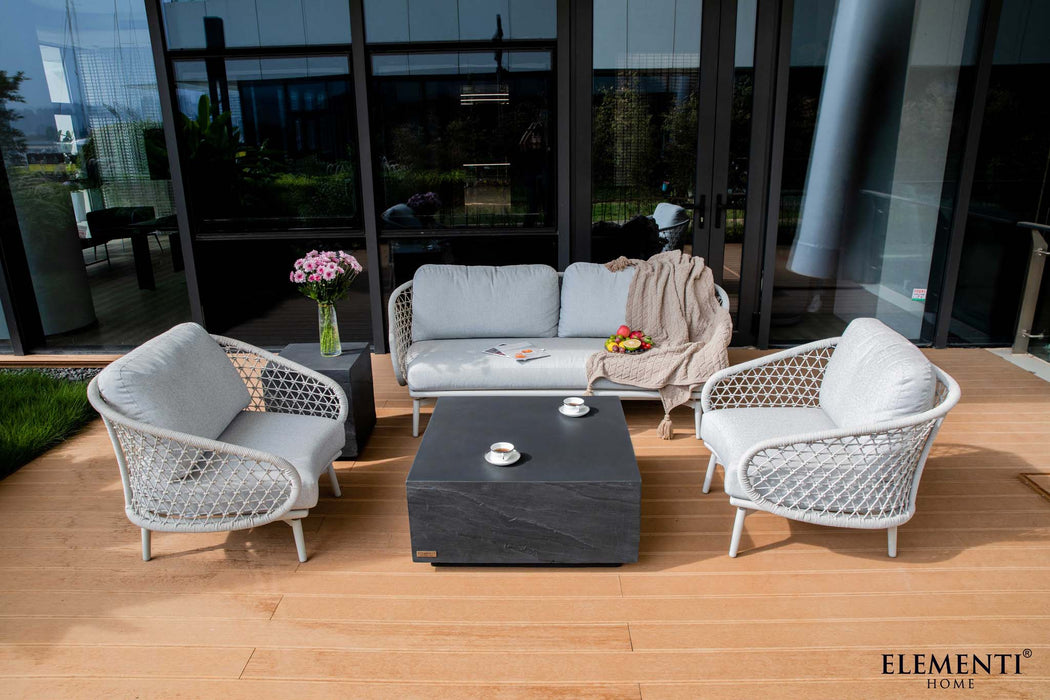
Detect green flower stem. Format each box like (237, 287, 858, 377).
(318, 303, 342, 357)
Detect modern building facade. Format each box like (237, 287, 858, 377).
(0, 0, 1047, 358)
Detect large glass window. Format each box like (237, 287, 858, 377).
(196, 238, 371, 347)
(371, 50, 555, 230)
(173, 57, 361, 233)
(950, 0, 1050, 352)
(0, 0, 190, 348)
(364, 0, 556, 43)
(590, 0, 702, 262)
(769, 0, 983, 343)
(0, 302, 10, 353)
(162, 0, 352, 50)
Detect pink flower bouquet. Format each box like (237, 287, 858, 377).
(290, 250, 362, 357)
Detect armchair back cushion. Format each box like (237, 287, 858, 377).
(411, 264, 560, 340)
(820, 318, 936, 427)
(96, 322, 251, 439)
(557, 263, 635, 337)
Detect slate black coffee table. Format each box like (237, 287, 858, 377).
(406, 396, 640, 565)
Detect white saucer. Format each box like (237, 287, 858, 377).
(485, 450, 521, 466)
(559, 404, 590, 417)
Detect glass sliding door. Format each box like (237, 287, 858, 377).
(0, 0, 190, 349)
(950, 0, 1050, 350)
(590, 0, 703, 262)
(767, 0, 985, 344)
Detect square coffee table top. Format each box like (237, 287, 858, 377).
(408, 396, 639, 484)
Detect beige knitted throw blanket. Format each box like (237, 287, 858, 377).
(585, 251, 733, 439)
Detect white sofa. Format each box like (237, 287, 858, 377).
(388, 263, 729, 436)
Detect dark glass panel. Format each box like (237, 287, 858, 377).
(173, 57, 361, 233)
(769, 0, 982, 343)
(950, 0, 1050, 354)
(364, 0, 556, 43)
(162, 0, 352, 50)
(590, 0, 702, 262)
(372, 51, 555, 230)
(196, 238, 371, 347)
(0, 0, 190, 348)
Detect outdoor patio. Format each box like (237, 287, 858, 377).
(0, 347, 1047, 698)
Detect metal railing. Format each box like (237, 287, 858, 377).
(1013, 221, 1050, 355)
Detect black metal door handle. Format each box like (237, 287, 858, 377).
(714, 194, 726, 229)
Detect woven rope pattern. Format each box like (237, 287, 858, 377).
(218, 340, 343, 419)
(742, 420, 937, 526)
(391, 284, 413, 385)
(705, 345, 835, 410)
(110, 423, 297, 532)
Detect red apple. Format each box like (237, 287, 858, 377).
(629, 330, 645, 340)
(616, 325, 631, 338)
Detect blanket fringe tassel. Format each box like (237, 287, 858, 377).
(657, 413, 674, 440)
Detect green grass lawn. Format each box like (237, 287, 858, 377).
(0, 371, 96, 479)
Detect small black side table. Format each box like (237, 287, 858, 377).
(279, 342, 376, 459)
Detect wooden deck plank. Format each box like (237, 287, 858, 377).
(0, 348, 1046, 697)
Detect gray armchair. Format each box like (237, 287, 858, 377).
(88, 323, 347, 562)
(699, 318, 960, 558)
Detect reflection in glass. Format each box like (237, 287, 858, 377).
(0, 0, 190, 347)
(590, 0, 702, 262)
(770, 0, 981, 343)
(951, 0, 1050, 352)
(162, 0, 352, 50)
(196, 239, 371, 347)
(0, 301, 10, 353)
(174, 58, 360, 232)
(372, 51, 554, 230)
(364, 0, 556, 43)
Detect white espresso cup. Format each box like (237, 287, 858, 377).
(562, 397, 587, 414)
(489, 442, 517, 463)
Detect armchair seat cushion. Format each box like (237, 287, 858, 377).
(405, 337, 648, 392)
(218, 410, 345, 510)
(701, 407, 836, 499)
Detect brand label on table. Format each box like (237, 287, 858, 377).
(416, 550, 437, 558)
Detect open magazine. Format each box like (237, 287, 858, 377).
(482, 342, 551, 364)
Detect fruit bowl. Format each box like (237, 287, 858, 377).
(604, 326, 655, 354)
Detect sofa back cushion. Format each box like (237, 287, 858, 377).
(412, 264, 560, 340)
(557, 263, 635, 337)
(820, 318, 936, 427)
(97, 322, 251, 439)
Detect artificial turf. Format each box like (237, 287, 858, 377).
(0, 371, 96, 479)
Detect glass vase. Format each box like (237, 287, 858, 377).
(317, 302, 342, 357)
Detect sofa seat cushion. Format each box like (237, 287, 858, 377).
(411, 264, 560, 341)
(558, 263, 635, 337)
(820, 318, 936, 427)
(406, 337, 665, 393)
(218, 410, 344, 510)
(97, 322, 250, 439)
(700, 407, 837, 500)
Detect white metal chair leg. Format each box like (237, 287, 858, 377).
(141, 528, 151, 562)
(288, 519, 307, 563)
(702, 454, 717, 494)
(412, 398, 421, 437)
(729, 507, 749, 557)
(887, 526, 898, 558)
(693, 401, 702, 439)
(327, 463, 342, 497)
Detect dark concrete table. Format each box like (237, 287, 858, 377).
(406, 396, 640, 565)
(279, 342, 376, 459)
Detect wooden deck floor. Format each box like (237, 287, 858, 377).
(1, 349, 1048, 698)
